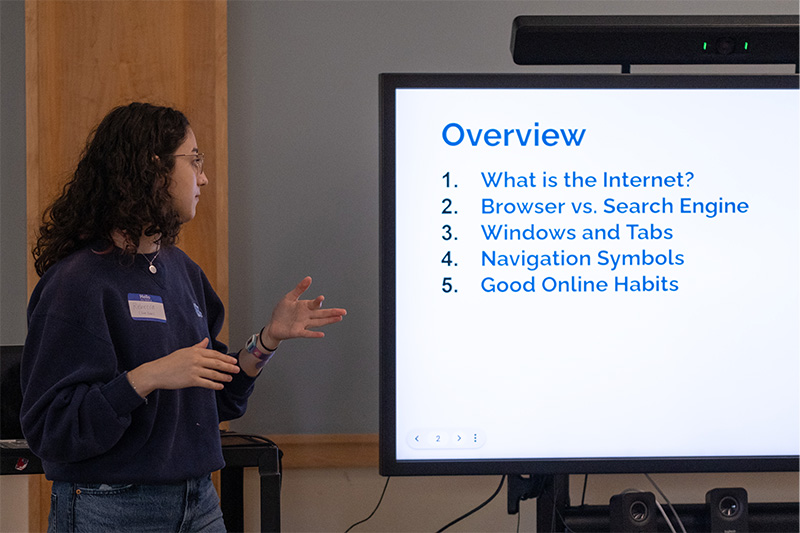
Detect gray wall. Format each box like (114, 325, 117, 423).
(0, 0, 26, 345)
(225, 0, 799, 435)
(2, 1, 797, 436)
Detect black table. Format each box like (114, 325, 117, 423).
(220, 432, 282, 533)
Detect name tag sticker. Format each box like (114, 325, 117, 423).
(128, 293, 167, 323)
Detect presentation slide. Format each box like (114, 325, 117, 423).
(392, 83, 799, 462)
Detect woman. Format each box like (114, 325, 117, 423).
(20, 102, 346, 532)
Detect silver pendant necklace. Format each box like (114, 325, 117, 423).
(144, 244, 160, 274)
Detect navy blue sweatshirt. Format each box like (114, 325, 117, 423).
(20, 243, 258, 484)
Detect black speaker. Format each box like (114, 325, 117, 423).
(706, 487, 749, 533)
(510, 15, 799, 66)
(609, 491, 658, 532)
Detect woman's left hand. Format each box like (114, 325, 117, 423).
(261, 276, 346, 349)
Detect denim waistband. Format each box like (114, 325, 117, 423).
(49, 475, 226, 532)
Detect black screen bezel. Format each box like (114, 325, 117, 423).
(379, 73, 800, 477)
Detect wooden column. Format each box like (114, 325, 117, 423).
(25, 1, 228, 529)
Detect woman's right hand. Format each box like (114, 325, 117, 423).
(126, 338, 240, 398)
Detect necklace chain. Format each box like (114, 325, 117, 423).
(144, 243, 160, 274)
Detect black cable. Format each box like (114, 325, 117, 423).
(580, 474, 588, 506)
(344, 476, 391, 532)
(436, 475, 506, 533)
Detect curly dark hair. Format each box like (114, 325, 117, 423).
(33, 102, 191, 276)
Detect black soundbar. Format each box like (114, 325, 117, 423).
(511, 15, 799, 67)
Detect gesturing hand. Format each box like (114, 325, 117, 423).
(262, 276, 347, 348)
(127, 338, 240, 398)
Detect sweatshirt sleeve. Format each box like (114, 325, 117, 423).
(20, 312, 146, 464)
(215, 361, 258, 421)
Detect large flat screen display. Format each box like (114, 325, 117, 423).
(379, 73, 799, 476)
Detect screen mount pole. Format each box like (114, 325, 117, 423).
(507, 474, 570, 531)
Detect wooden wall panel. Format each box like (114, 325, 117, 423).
(25, 0, 228, 315)
(272, 434, 379, 469)
(25, 1, 228, 530)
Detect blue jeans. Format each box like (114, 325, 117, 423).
(48, 475, 226, 532)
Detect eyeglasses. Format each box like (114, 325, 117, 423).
(174, 152, 205, 175)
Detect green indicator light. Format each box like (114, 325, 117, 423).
(703, 41, 708, 51)
(744, 42, 749, 51)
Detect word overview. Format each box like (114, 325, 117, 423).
(442, 123, 587, 147)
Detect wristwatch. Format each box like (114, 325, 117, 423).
(246, 333, 274, 361)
